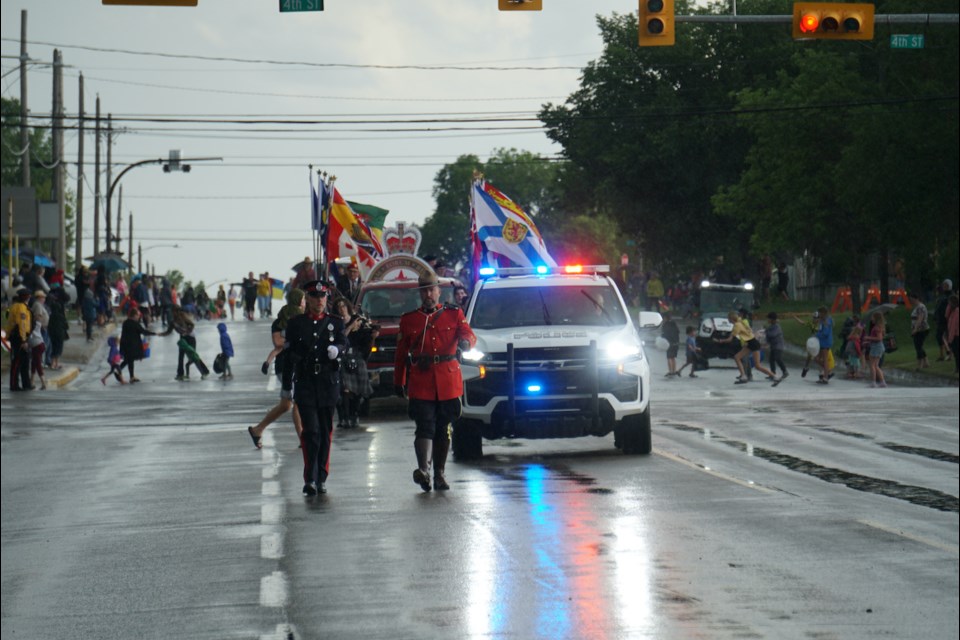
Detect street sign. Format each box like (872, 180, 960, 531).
(890, 34, 925, 49)
(279, 0, 323, 12)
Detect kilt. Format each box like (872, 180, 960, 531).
(340, 349, 373, 397)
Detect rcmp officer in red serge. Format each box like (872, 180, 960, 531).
(394, 270, 476, 492)
(282, 280, 348, 496)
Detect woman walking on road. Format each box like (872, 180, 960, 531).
(118, 307, 156, 383)
(247, 288, 305, 449)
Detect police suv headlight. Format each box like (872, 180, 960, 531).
(605, 341, 642, 361)
(462, 348, 485, 362)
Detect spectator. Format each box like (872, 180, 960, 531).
(5, 287, 33, 390)
(864, 310, 888, 388)
(908, 291, 930, 370)
(46, 285, 69, 371)
(934, 279, 953, 362)
(945, 294, 959, 377)
(336, 263, 363, 303)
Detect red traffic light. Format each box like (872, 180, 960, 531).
(799, 12, 820, 33)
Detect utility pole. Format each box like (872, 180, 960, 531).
(128, 214, 133, 276)
(19, 10, 29, 188)
(105, 114, 113, 252)
(94, 95, 101, 256)
(117, 184, 123, 253)
(75, 73, 85, 272)
(53, 49, 66, 269)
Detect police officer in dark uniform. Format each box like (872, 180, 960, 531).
(282, 280, 348, 496)
(394, 270, 476, 492)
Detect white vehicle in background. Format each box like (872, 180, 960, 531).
(695, 280, 756, 362)
(455, 264, 662, 460)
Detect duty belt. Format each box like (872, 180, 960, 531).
(412, 354, 457, 365)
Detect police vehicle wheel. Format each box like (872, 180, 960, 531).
(619, 408, 652, 455)
(452, 418, 483, 460)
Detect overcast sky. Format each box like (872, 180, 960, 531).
(2, 0, 640, 287)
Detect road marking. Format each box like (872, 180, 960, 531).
(655, 448, 776, 494)
(259, 571, 288, 607)
(858, 519, 959, 555)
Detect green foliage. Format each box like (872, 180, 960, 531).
(165, 269, 185, 289)
(1, 97, 55, 197)
(537, 0, 958, 290)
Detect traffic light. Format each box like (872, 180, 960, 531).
(792, 3, 874, 40)
(639, 0, 675, 47)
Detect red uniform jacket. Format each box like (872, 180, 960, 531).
(394, 304, 476, 401)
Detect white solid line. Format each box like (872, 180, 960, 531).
(858, 519, 959, 555)
(655, 448, 776, 494)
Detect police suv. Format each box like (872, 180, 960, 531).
(455, 265, 662, 459)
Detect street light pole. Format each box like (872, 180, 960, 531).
(105, 155, 222, 256)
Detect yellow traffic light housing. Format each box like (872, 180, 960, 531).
(639, 0, 675, 47)
(792, 2, 874, 40)
(499, 0, 542, 10)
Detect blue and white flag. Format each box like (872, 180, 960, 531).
(471, 181, 557, 268)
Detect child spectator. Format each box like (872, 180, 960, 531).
(864, 311, 888, 388)
(28, 314, 47, 390)
(844, 325, 863, 379)
(765, 312, 788, 383)
(676, 326, 701, 378)
(101, 336, 126, 385)
(660, 312, 680, 377)
(218, 322, 234, 379)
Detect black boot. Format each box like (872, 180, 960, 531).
(413, 438, 432, 492)
(433, 437, 450, 491)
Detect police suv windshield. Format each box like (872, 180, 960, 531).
(699, 289, 749, 315)
(471, 284, 626, 329)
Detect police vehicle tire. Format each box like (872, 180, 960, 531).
(619, 408, 652, 455)
(452, 418, 483, 460)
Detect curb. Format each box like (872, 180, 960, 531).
(46, 366, 80, 389)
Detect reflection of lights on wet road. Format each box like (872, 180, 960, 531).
(524, 464, 573, 638)
(464, 477, 505, 638)
(612, 490, 654, 636)
(464, 463, 658, 637)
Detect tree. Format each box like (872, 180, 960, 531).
(2, 96, 77, 268)
(540, 1, 796, 278)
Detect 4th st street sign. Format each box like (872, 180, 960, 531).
(279, 0, 323, 12)
(890, 34, 925, 49)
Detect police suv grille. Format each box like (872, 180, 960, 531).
(465, 365, 639, 406)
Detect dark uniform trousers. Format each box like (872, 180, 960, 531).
(296, 380, 337, 485)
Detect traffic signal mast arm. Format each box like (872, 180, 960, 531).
(671, 13, 958, 25)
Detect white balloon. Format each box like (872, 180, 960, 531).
(805, 336, 821, 357)
(654, 336, 670, 351)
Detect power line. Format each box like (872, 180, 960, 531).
(2, 38, 584, 71)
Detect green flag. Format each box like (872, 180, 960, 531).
(346, 201, 389, 233)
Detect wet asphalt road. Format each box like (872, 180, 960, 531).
(2, 318, 957, 640)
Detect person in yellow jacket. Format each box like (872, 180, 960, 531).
(5, 287, 33, 391)
(645, 271, 665, 312)
(257, 272, 273, 319)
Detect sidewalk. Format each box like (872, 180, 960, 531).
(1, 320, 114, 390)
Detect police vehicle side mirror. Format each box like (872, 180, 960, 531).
(638, 311, 663, 329)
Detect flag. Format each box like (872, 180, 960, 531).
(270, 277, 285, 300)
(470, 181, 557, 268)
(326, 187, 383, 278)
